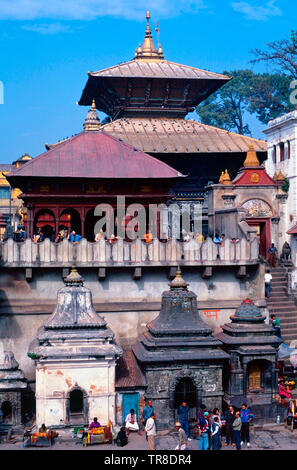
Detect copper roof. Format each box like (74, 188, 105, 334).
(90, 60, 229, 81)
(7, 130, 184, 180)
(116, 349, 146, 389)
(102, 118, 268, 154)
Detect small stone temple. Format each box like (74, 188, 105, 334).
(216, 298, 282, 421)
(28, 268, 122, 428)
(133, 268, 228, 430)
(0, 346, 27, 426)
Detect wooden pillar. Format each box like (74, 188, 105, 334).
(54, 206, 59, 236)
(80, 207, 85, 238)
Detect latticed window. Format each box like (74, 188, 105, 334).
(248, 363, 261, 389)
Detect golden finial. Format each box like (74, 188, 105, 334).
(273, 171, 278, 181)
(170, 266, 188, 289)
(83, 99, 101, 131)
(219, 171, 224, 184)
(222, 169, 232, 185)
(277, 170, 285, 181)
(243, 144, 260, 167)
(134, 11, 164, 61)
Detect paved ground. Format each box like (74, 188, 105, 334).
(1, 425, 297, 450)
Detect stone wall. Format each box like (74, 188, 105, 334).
(0, 264, 265, 383)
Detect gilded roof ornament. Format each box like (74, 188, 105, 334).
(277, 170, 285, 181)
(222, 169, 232, 185)
(219, 171, 224, 184)
(134, 11, 164, 62)
(170, 266, 189, 289)
(243, 144, 260, 167)
(83, 99, 101, 131)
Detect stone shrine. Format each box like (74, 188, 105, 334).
(0, 345, 27, 426)
(28, 268, 122, 428)
(216, 298, 282, 421)
(133, 268, 228, 430)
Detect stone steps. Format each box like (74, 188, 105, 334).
(267, 266, 297, 344)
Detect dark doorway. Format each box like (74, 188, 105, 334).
(174, 378, 197, 408)
(60, 209, 81, 236)
(69, 389, 84, 424)
(2, 400, 12, 423)
(84, 208, 101, 241)
(246, 218, 271, 258)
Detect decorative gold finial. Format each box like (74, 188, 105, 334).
(83, 99, 101, 131)
(222, 169, 232, 185)
(277, 170, 285, 181)
(134, 11, 164, 61)
(273, 171, 278, 181)
(65, 266, 84, 286)
(243, 144, 260, 167)
(219, 171, 224, 184)
(170, 266, 188, 289)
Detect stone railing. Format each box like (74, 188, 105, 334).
(0, 237, 259, 268)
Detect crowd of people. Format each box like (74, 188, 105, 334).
(119, 399, 255, 451)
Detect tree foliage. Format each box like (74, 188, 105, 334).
(251, 31, 297, 79)
(196, 69, 294, 135)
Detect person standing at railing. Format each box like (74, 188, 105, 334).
(33, 228, 44, 243)
(69, 231, 82, 243)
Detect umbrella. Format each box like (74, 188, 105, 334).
(278, 343, 297, 362)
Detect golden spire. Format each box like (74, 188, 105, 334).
(219, 171, 224, 184)
(134, 11, 164, 61)
(243, 144, 260, 167)
(222, 169, 232, 185)
(170, 266, 188, 289)
(83, 99, 101, 131)
(277, 170, 285, 181)
(273, 171, 278, 181)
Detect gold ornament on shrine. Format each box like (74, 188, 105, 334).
(222, 169, 232, 185)
(250, 172, 260, 184)
(243, 144, 260, 168)
(219, 171, 224, 184)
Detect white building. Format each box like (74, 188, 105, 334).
(264, 110, 297, 261)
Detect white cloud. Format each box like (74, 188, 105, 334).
(232, 0, 282, 21)
(0, 0, 205, 21)
(22, 22, 71, 34)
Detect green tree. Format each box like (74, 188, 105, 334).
(196, 70, 254, 135)
(196, 70, 295, 134)
(248, 73, 295, 124)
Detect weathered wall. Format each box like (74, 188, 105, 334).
(0, 265, 265, 383)
(35, 360, 116, 427)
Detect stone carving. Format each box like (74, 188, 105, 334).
(241, 199, 273, 218)
(281, 242, 292, 261)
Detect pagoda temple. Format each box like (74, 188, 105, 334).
(79, 11, 267, 208)
(7, 109, 183, 240)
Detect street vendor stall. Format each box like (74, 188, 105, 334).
(23, 429, 59, 447)
(82, 421, 115, 447)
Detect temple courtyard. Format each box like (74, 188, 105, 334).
(0, 424, 297, 450)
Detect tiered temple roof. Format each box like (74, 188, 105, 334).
(79, 12, 231, 119)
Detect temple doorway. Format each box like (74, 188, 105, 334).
(68, 389, 85, 425)
(34, 209, 55, 239)
(60, 209, 81, 236)
(174, 378, 197, 421)
(1, 400, 12, 423)
(246, 218, 271, 258)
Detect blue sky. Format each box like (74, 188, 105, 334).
(0, 0, 295, 163)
